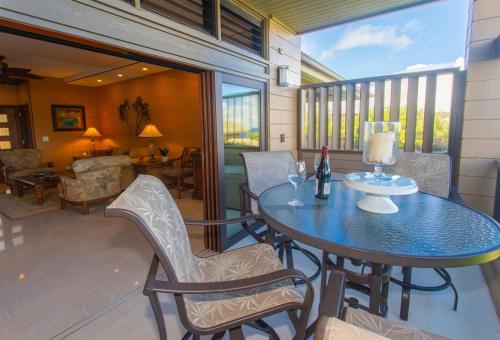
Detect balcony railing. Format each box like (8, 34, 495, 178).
(298, 67, 466, 183)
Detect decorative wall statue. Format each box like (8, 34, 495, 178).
(117, 96, 151, 137)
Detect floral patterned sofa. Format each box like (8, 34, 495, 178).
(0, 149, 54, 193)
(59, 155, 132, 214)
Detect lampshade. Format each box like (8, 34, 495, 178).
(138, 124, 163, 138)
(83, 127, 102, 138)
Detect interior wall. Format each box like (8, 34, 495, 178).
(0, 84, 18, 105)
(28, 78, 99, 172)
(96, 69, 202, 159)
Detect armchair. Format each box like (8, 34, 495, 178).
(162, 147, 199, 198)
(314, 270, 448, 340)
(105, 175, 313, 339)
(59, 155, 131, 214)
(0, 149, 54, 193)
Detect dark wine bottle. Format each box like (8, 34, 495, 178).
(315, 146, 331, 199)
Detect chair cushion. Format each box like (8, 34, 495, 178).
(162, 168, 193, 177)
(314, 316, 389, 340)
(0, 149, 42, 169)
(72, 155, 131, 173)
(343, 308, 449, 340)
(183, 243, 303, 329)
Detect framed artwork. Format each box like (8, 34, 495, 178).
(51, 105, 86, 131)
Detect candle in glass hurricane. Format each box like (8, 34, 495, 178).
(368, 131, 394, 163)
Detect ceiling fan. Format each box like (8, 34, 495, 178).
(0, 55, 43, 85)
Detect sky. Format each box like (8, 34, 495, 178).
(301, 0, 469, 80)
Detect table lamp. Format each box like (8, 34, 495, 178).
(138, 124, 163, 161)
(83, 127, 102, 156)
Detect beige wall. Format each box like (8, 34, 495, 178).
(459, 0, 500, 215)
(96, 69, 202, 159)
(267, 20, 300, 155)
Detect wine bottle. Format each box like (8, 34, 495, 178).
(315, 146, 331, 199)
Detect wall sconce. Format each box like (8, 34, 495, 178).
(278, 65, 289, 87)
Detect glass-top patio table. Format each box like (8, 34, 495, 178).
(259, 179, 500, 321)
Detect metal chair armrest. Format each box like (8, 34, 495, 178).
(318, 270, 346, 319)
(149, 268, 310, 295)
(238, 182, 259, 200)
(183, 214, 260, 226)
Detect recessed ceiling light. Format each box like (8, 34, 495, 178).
(142, 67, 148, 71)
(97, 79, 102, 83)
(117, 74, 123, 77)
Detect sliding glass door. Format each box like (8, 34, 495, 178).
(217, 74, 266, 250)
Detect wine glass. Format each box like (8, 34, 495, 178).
(288, 160, 306, 206)
(313, 153, 321, 173)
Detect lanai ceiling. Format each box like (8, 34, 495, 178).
(0, 32, 169, 87)
(241, 0, 438, 33)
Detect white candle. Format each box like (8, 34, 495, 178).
(368, 132, 394, 163)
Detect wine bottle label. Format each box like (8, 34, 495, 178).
(324, 182, 330, 195)
(315, 178, 319, 195)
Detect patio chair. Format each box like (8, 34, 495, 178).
(105, 175, 313, 339)
(314, 270, 449, 340)
(390, 152, 459, 317)
(239, 151, 321, 283)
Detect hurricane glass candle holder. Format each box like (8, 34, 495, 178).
(362, 121, 401, 179)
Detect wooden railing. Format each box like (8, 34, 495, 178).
(298, 68, 466, 183)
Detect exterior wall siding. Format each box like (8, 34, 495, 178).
(460, 0, 500, 215)
(267, 20, 300, 155)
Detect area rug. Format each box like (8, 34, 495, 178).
(0, 189, 60, 220)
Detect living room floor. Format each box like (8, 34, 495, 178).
(0, 200, 498, 339)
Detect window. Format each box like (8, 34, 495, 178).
(220, 0, 263, 55)
(141, 0, 215, 35)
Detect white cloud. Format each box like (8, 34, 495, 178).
(401, 19, 426, 33)
(401, 57, 465, 73)
(319, 24, 412, 60)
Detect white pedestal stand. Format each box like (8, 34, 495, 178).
(343, 172, 418, 214)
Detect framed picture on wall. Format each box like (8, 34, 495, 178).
(51, 105, 86, 131)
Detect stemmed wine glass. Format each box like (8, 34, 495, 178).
(288, 160, 306, 206)
(313, 153, 321, 173)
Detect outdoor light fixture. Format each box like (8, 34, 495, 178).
(83, 127, 102, 155)
(138, 124, 163, 162)
(278, 65, 289, 87)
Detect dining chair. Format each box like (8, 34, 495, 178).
(105, 175, 313, 339)
(239, 151, 321, 283)
(314, 270, 449, 340)
(162, 147, 199, 198)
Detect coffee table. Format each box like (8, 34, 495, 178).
(15, 174, 60, 206)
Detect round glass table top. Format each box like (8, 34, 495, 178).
(259, 180, 500, 267)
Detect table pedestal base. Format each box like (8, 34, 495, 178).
(357, 193, 398, 214)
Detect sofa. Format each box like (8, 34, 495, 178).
(59, 155, 132, 214)
(0, 149, 54, 193)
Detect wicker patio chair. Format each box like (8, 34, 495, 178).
(105, 175, 313, 339)
(239, 151, 321, 283)
(314, 270, 449, 340)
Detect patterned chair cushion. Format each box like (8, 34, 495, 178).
(185, 243, 303, 329)
(343, 308, 449, 340)
(72, 155, 132, 174)
(241, 151, 295, 214)
(60, 166, 122, 202)
(314, 316, 389, 340)
(0, 149, 43, 170)
(392, 152, 450, 198)
(107, 175, 304, 330)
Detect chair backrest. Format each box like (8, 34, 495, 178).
(72, 155, 131, 174)
(180, 147, 199, 168)
(393, 152, 451, 198)
(0, 148, 42, 169)
(106, 175, 199, 282)
(241, 151, 295, 213)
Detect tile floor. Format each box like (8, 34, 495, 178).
(0, 198, 498, 339)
